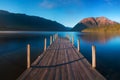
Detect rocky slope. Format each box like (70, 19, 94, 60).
(72, 17, 119, 31)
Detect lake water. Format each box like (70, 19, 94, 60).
(0, 31, 120, 80)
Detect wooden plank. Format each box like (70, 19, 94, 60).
(65, 46, 75, 80)
(18, 37, 106, 80)
(71, 47, 93, 80)
(73, 47, 106, 80)
(38, 47, 57, 80)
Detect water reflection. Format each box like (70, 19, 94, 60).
(77, 32, 120, 80)
(0, 32, 56, 80)
(79, 32, 120, 44)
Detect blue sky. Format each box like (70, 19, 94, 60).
(0, 0, 120, 27)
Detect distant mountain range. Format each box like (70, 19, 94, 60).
(72, 17, 120, 32)
(0, 10, 70, 31)
(0, 10, 120, 32)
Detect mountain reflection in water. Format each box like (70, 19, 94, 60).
(79, 32, 120, 44)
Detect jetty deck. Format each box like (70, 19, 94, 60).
(18, 37, 106, 80)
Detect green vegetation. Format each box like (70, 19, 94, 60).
(82, 24, 120, 32)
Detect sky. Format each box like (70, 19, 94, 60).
(0, 0, 120, 27)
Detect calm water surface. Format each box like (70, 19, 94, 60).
(0, 31, 120, 80)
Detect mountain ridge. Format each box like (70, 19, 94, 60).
(72, 17, 119, 31)
(0, 10, 68, 31)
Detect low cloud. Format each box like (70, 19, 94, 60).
(40, 0, 55, 9)
(105, 0, 113, 5)
(39, 0, 81, 9)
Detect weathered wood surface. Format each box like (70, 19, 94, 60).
(17, 37, 106, 80)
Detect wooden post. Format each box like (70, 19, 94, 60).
(92, 45, 96, 68)
(77, 39, 80, 51)
(27, 44, 30, 69)
(44, 38, 47, 51)
(55, 33, 57, 39)
(56, 34, 58, 39)
(66, 34, 69, 39)
(50, 36, 52, 45)
(53, 35, 54, 42)
(68, 35, 70, 40)
(72, 36, 74, 45)
(66, 34, 68, 38)
(57, 33, 58, 39)
(55, 34, 56, 40)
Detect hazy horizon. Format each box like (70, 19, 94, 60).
(0, 0, 120, 27)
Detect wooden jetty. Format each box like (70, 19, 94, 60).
(17, 36, 106, 80)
